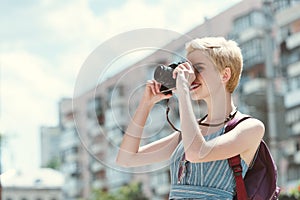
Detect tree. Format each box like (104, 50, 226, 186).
(91, 182, 149, 200)
(279, 183, 300, 200)
(45, 157, 61, 170)
(91, 189, 117, 200)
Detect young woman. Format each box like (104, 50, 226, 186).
(116, 37, 264, 199)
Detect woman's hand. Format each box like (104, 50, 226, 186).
(142, 80, 172, 107)
(172, 62, 196, 93)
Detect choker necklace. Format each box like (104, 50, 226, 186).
(198, 108, 238, 127)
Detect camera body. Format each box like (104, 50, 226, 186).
(153, 61, 184, 95)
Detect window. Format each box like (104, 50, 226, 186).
(234, 15, 250, 33)
(286, 75, 300, 92)
(250, 11, 265, 27)
(241, 38, 264, 68)
(106, 86, 114, 108)
(87, 97, 105, 125)
(287, 164, 300, 181)
(95, 97, 105, 125)
(296, 142, 300, 151)
(274, 0, 299, 12)
(286, 107, 300, 124)
(233, 10, 264, 34)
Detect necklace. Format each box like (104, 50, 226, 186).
(198, 108, 238, 127)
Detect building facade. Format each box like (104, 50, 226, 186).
(58, 98, 88, 199)
(2, 168, 64, 200)
(47, 0, 300, 198)
(274, 0, 300, 190)
(40, 126, 61, 169)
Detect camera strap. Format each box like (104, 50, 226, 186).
(166, 99, 181, 132)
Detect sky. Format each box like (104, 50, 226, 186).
(1, 0, 241, 173)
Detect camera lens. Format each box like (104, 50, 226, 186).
(154, 65, 176, 94)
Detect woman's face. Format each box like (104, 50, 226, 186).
(187, 50, 224, 101)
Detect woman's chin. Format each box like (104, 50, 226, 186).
(190, 91, 201, 100)
(190, 88, 208, 101)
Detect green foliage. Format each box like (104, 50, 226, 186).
(45, 157, 61, 170)
(91, 190, 118, 200)
(91, 182, 149, 200)
(288, 184, 300, 199)
(279, 183, 300, 200)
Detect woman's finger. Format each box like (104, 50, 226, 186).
(157, 83, 162, 94)
(147, 80, 157, 95)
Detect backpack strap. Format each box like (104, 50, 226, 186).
(225, 114, 251, 200)
(228, 155, 247, 200)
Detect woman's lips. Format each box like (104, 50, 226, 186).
(190, 83, 201, 90)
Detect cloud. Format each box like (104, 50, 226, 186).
(1, 0, 241, 172)
(1, 51, 73, 171)
(41, 0, 101, 43)
(41, 0, 232, 45)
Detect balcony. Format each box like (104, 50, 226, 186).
(238, 28, 264, 43)
(294, 151, 300, 164)
(105, 108, 128, 130)
(63, 120, 75, 129)
(291, 121, 300, 136)
(63, 178, 82, 197)
(285, 88, 300, 108)
(62, 162, 81, 175)
(89, 122, 103, 137)
(110, 96, 126, 107)
(91, 161, 104, 173)
(90, 143, 105, 155)
(106, 169, 130, 188)
(92, 179, 106, 189)
(60, 129, 80, 150)
(242, 78, 266, 95)
(65, 153, 78, 163)
(286, 32, 300, 50)
(288, 61, 300, 76)
(275, 3, 300, 27)
(284, 140, 297, 155)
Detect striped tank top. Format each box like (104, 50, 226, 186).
(169, 127, 248, 200)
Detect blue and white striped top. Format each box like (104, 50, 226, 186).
(169, 127, 248, 200)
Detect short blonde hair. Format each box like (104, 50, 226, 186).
(185, 37, 243, 93)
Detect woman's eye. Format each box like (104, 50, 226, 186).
(193, 66, 203, 73)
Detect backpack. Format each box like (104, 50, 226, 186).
(225, 114, 281, 200)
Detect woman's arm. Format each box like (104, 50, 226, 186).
(178, 91, 264, 164)
(116, 80, 180, 167)
(174, 63, 264, 165)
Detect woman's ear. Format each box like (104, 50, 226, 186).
(221, 67, 231, 83)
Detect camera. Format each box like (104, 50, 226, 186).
(153, 61, 184, 95)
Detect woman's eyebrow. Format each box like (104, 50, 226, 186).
(192, 62, 205, 67)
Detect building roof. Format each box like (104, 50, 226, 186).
(1, 168, 64, 189)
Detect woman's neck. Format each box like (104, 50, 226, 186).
(204, 93, 235, 123)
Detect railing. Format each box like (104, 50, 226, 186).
(242, 78, 266, 94)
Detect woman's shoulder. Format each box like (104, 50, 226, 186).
(235, 111, 265, 137)
(234, 112, 265, 165)
(236, 111, 264, 124)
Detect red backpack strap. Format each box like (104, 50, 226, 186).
(228, 155, 248, 200)
(225, 114, 251, 200)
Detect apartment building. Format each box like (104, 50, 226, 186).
(58, 98, 89, 199)
(70, 50, 180, 200)
(51, 0, 300, 198)
(40, 126, 61, 169)
(274, 0, 300, 189)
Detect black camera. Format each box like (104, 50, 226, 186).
(154, 61, 184, 95)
